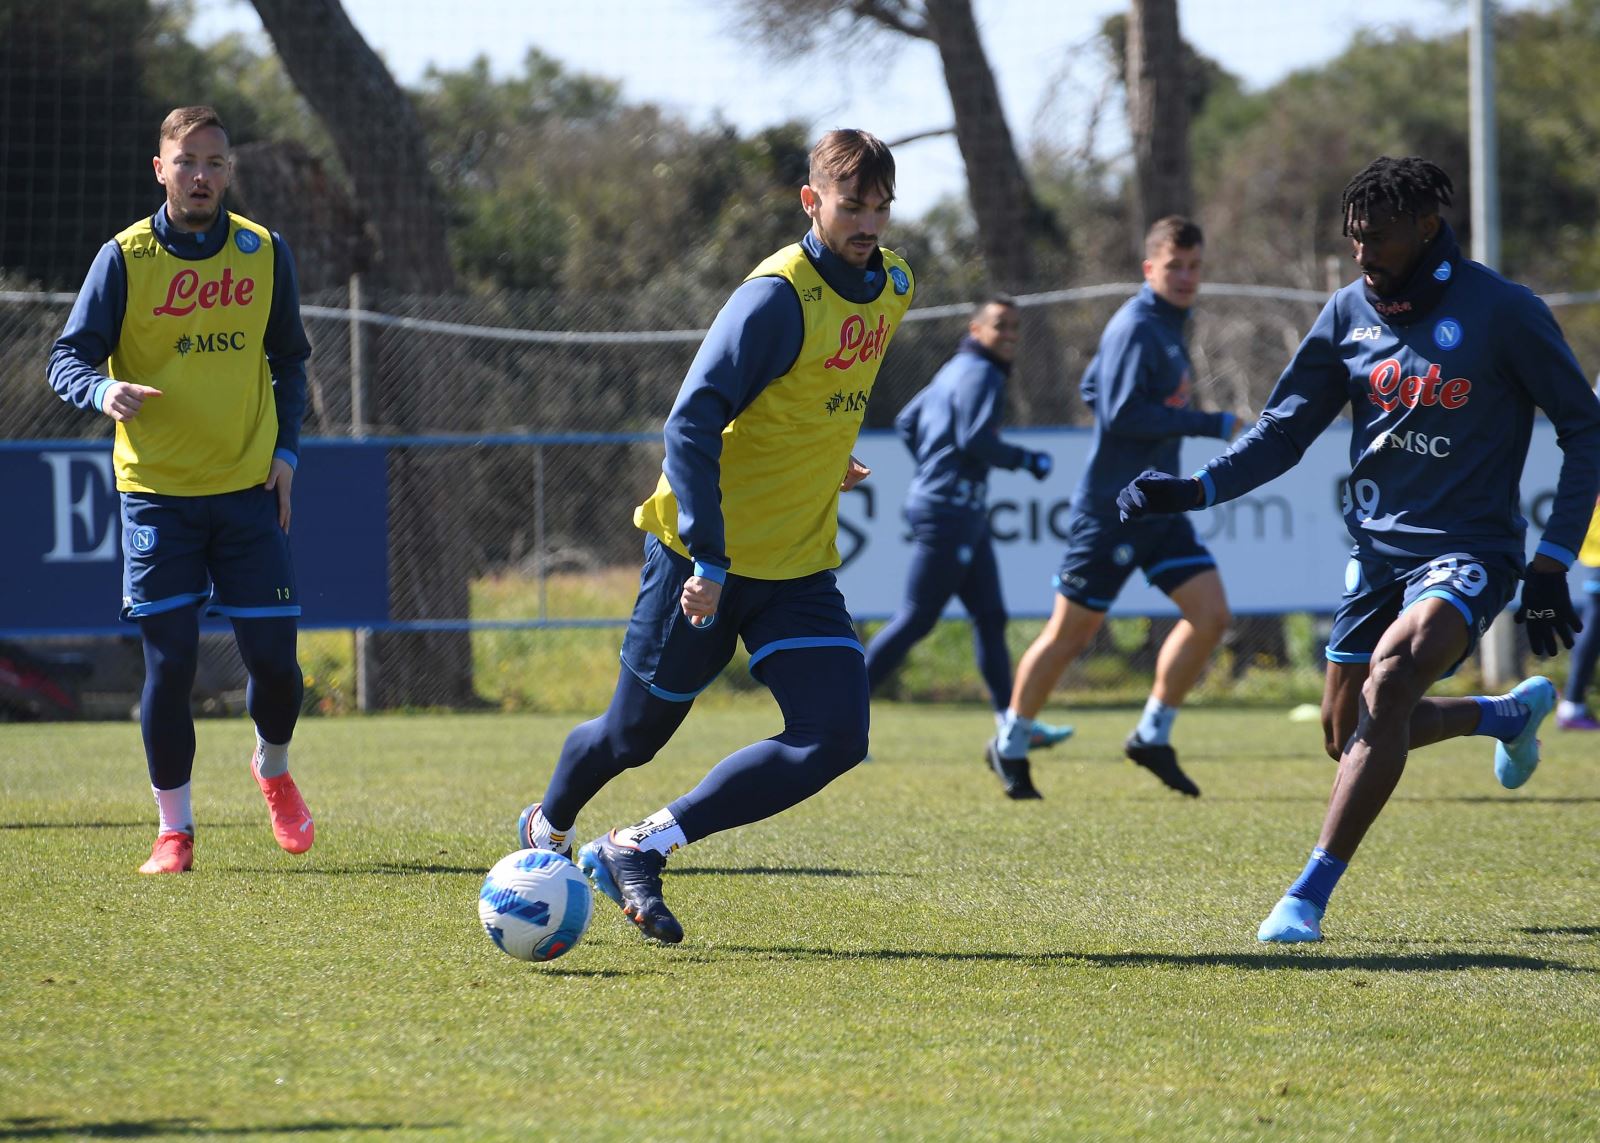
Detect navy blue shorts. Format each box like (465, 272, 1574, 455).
(620, 536, 863, 701)
(1054, 511, 1215, 612)
(121, 487, 299, 622)
(1327, 550, 1520, 676)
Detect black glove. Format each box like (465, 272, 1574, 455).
(1022, 450, 1052, 481)
(1117, 470, 1201, 522)
(1514, 567, 1582, 658)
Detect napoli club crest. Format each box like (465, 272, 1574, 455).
(1432, 318, 1462, 351)
(130, 526, 158, 554)
(235, 229, 262, 254)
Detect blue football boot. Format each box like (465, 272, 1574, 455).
(577, 832, 684, 944)
(1028, 720, 1076, 750)
(1257, 895, 1324, 943)
(1494, 676, 1556, 790)
(516, 802, 573, 858)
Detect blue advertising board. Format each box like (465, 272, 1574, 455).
(2, 440, 389, 636)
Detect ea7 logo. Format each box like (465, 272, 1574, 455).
(1351, 326, 1383, 341)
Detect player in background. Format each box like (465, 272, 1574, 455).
(863, 296, 1072, 753)
(1556, 490, 1600, 729)
(1118, 156, 1600, 941)
(48, 107, 314, 874)
(986, 217, 1239, 800)
(515, 130, 914, 944)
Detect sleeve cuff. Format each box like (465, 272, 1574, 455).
(1194, 470, 1217, 508)
(1217, 412, 1237, 439)
(691, 560, 728, 584)
(1534, 540, 1576, 568)
(273, 448, 299, 471)
(91, 378, 115, 413)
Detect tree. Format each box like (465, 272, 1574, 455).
(1125, 0, 1192, 232)
(247, 0, 472, 708)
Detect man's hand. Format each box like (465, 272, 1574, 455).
(265, 458, 294, 533)
(1515, 556, 1581, 657)
(101, 382, 161, 422)
(1022, 450, 1053, 481)
(841, 454, 871, 491)
(681, 575, 723, 628)
(1117, 470, 1201, 522)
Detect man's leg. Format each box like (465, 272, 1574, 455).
(864, 523, 965, 694)
(988, 594, 1105, 799)
(1261, 599, 1466, 941)
(579, 645, 869, 943)
(1558, 577, 1600, 728)
(1123, 569, 1230, 797)
(534, 666, 693, 845)
(232, 616, 313, 854)
(136, 607, 201, 873)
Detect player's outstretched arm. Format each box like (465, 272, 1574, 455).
(1116, 469, 1203, 522)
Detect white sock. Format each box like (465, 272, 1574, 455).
(252, 732, 290, 780)
(996, 709, 1033, 759)
(526, 806, 570, 851)
(1558, 700, 1586, 720)
(153, 783, 193, 835)
(1136, 696, 1178, 745)
(617, 808, 687, 857)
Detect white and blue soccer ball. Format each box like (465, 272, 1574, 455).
(478, 848, 593, 962)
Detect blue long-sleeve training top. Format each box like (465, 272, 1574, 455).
(47, 206, 312, 465)
(660, 229, 889, 573)
(1072, 283, 1234, 517)
(1198, 225, 1600, 567)
(896, 336, 1031, 515)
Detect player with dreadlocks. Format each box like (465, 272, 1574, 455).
(1115, 154, 1600, 942)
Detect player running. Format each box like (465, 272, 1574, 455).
(1118, 156, 1600, 941)
(988, 217, 1239, 799)
(863, 295, 1072, 755)
(515, 130, 913, 944)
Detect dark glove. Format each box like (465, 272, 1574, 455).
(1514, 567, 1582, 658)
(1022, 450, 1052, 481)
(1117, 470, 1201, 522)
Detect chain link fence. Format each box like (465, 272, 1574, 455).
(6, 280, 1595, 715)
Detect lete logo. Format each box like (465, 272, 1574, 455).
(1365, 359, 1471, 412)
(153, 267, 255, 316)
(824, 313, 889, 370)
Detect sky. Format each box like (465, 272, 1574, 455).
(193, 0, 1536, 219)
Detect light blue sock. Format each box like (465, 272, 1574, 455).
(1135, 696, 1177, 745)
(996, 710, 1032, 759)
(1286, 847, 1348, 910)
(1472, 693, 1527, 740)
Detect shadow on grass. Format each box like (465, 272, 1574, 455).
(714, 943, 1594, 974)
(670, 866, 887, 878)
(226, 861, 487, 876)
(1516, 925, 1600, 936)
(0, 1117, 446, 1138)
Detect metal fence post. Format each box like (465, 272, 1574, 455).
(348, 272, 379, 712)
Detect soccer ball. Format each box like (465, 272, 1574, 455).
(478, 849, 593, 962)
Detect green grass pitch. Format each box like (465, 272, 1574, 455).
(3, 704, 1597, 1140)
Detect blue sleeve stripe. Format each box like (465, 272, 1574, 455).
(1535, 540, 1577, 568)
(1325, 649, 1373, 664)
(90, 378, 115, 414)
(273, 448, 299, 470)
(1196, 470, 1217, 507)
(692, 561, 728, 585)
(1405, 588, 1475, 629)
(746, 636, 863, 674)
(1144, 555, 1215, 580)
